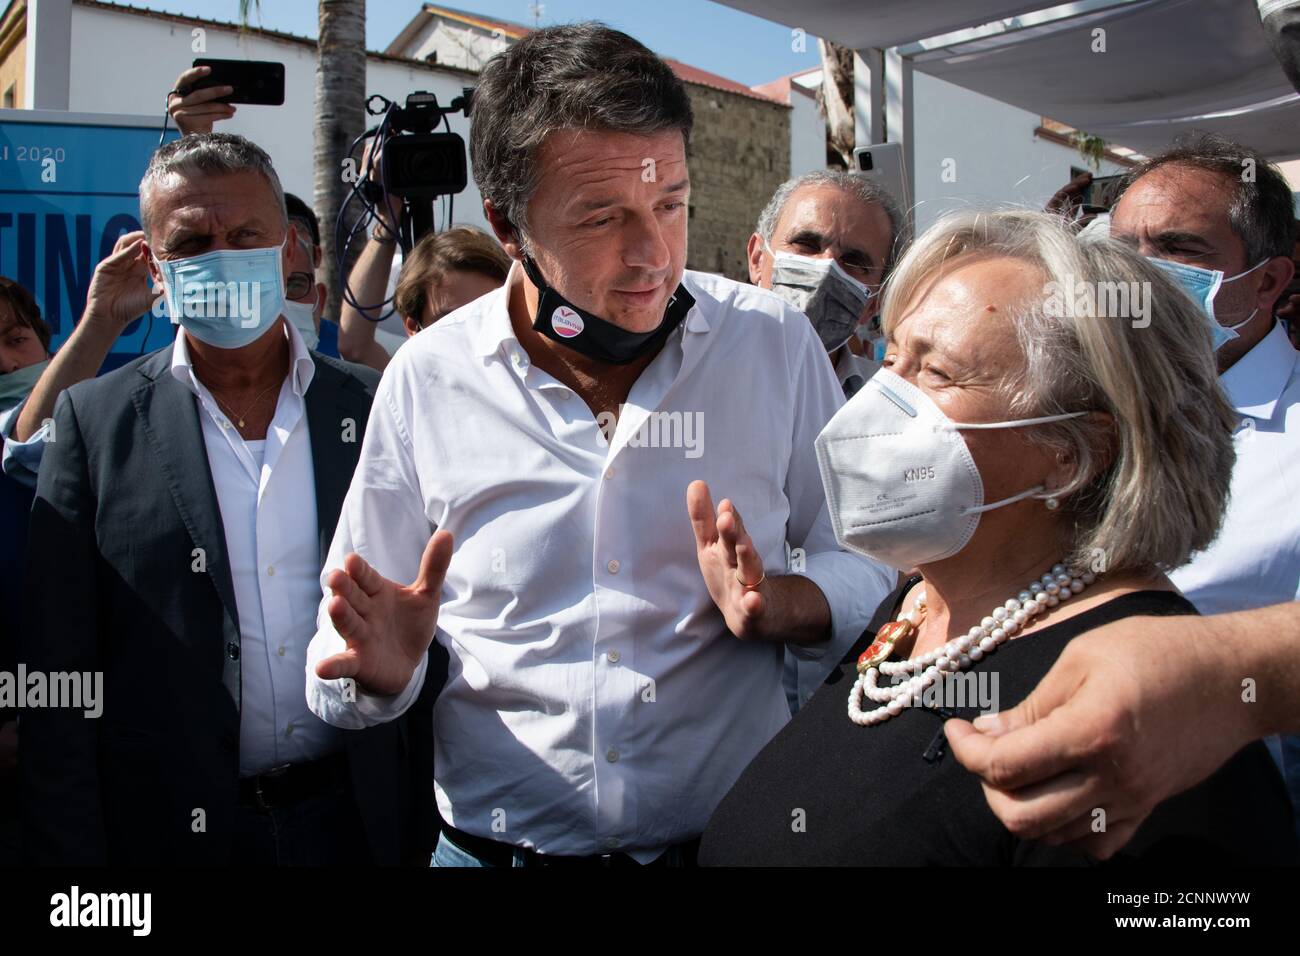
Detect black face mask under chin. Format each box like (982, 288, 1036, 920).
(520, 255, 695, 365)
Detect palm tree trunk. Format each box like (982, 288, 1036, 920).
(818, 39, 855, 169)
(314, 0, 367, 323)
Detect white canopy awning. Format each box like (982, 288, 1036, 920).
(718, 0, 1300, 161)
(714, 0, 1054, 50)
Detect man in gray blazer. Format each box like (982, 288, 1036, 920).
(19, 133, 440, 865)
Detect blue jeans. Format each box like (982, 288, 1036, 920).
(430, 831, 527, 867)
(428, 830, 697, 867)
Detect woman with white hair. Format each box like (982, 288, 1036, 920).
(699, 209, 1298, 865)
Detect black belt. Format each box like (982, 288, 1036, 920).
(442, 824, 699, 868)
(238, 753, 349, 811)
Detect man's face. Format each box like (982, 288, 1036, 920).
(1111, 164, 1266, 327)
(512, 128, 689, 333)
(285, 222, 324, 326)
(0, 300, 47, 374)
(747, 184, 892, 332)
(145, 169, 292, 301)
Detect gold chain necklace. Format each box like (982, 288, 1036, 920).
(211, 381, 280, 429)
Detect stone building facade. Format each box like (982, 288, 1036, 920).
(681, 83, 790, 279)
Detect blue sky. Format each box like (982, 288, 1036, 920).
(135, 0, 822, 87)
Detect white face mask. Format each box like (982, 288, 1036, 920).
(764, 239, 875, 351)
(282, 298, 320, 350)
(814, 368, 1088, 571)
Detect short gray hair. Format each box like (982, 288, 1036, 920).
(139, 132, 287, 240)
(469, 22, 693, 243)
(756, 169, 907, 276)
(881, 208, 1237, 576)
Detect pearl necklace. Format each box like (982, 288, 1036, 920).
(848, 562, 1097, 727)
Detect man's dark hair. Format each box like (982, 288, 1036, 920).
(469, 21, 693, 242)
(284, 192, 321, 249)
(1117, 132, 1297, 264)
(0, 276, 51, 353)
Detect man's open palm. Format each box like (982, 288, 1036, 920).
(315, 531, 454, 695)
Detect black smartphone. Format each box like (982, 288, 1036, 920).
(189, 58, 285, 106)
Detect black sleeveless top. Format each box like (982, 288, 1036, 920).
(699, 585, 1298, 866)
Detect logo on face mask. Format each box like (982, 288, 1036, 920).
(551, 306, 584, 338)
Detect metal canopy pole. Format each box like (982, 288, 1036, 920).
(885, 46, 916, 213)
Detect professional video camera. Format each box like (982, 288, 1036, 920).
(337, 88, 473, 320)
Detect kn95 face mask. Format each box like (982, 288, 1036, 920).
(814, 368, 1088, 570)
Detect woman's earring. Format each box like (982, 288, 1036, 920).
(1044, 496, 1060, 511)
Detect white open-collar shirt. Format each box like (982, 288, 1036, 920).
(306, 261, 893, 859)
(1170, 320, 1300, 613)
(173, 320, 341, 776)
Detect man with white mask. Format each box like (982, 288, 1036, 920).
(280, 193, 333, 356)
(1109, 132, 1300, 834)
(20, 132, 439, 865)
(747, 170, 904, 400)
(747, 170, 904, 712)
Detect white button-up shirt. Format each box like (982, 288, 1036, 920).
(1170, 321, 1300, 613)
(1169, 320, 1300, 825)
(173, 320, 341, 776)
(306, 262, 892, 859)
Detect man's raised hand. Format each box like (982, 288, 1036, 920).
(168, 65, 236, 136)
(315, 531, 454, 695)
(687, 480, 770, 640)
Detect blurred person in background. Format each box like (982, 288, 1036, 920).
(339, 222, 510, 372)
(1, 250, 156, 857)
(282, 193, 343, 358)
(748, 170, 902, 401)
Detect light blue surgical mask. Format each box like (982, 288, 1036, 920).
(282, 299, 320, 350)
(1148, 256, 1269, 351)
(0, 358, 49, 407)
(153, 242, 287, 349)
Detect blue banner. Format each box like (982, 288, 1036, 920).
(0, 114, 179, 372)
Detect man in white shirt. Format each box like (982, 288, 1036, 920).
(1109, 132, 1299, 831)
(21, 133, 437, 865)
(746, 169, 903, 713)
(305, 22, 893, 866)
